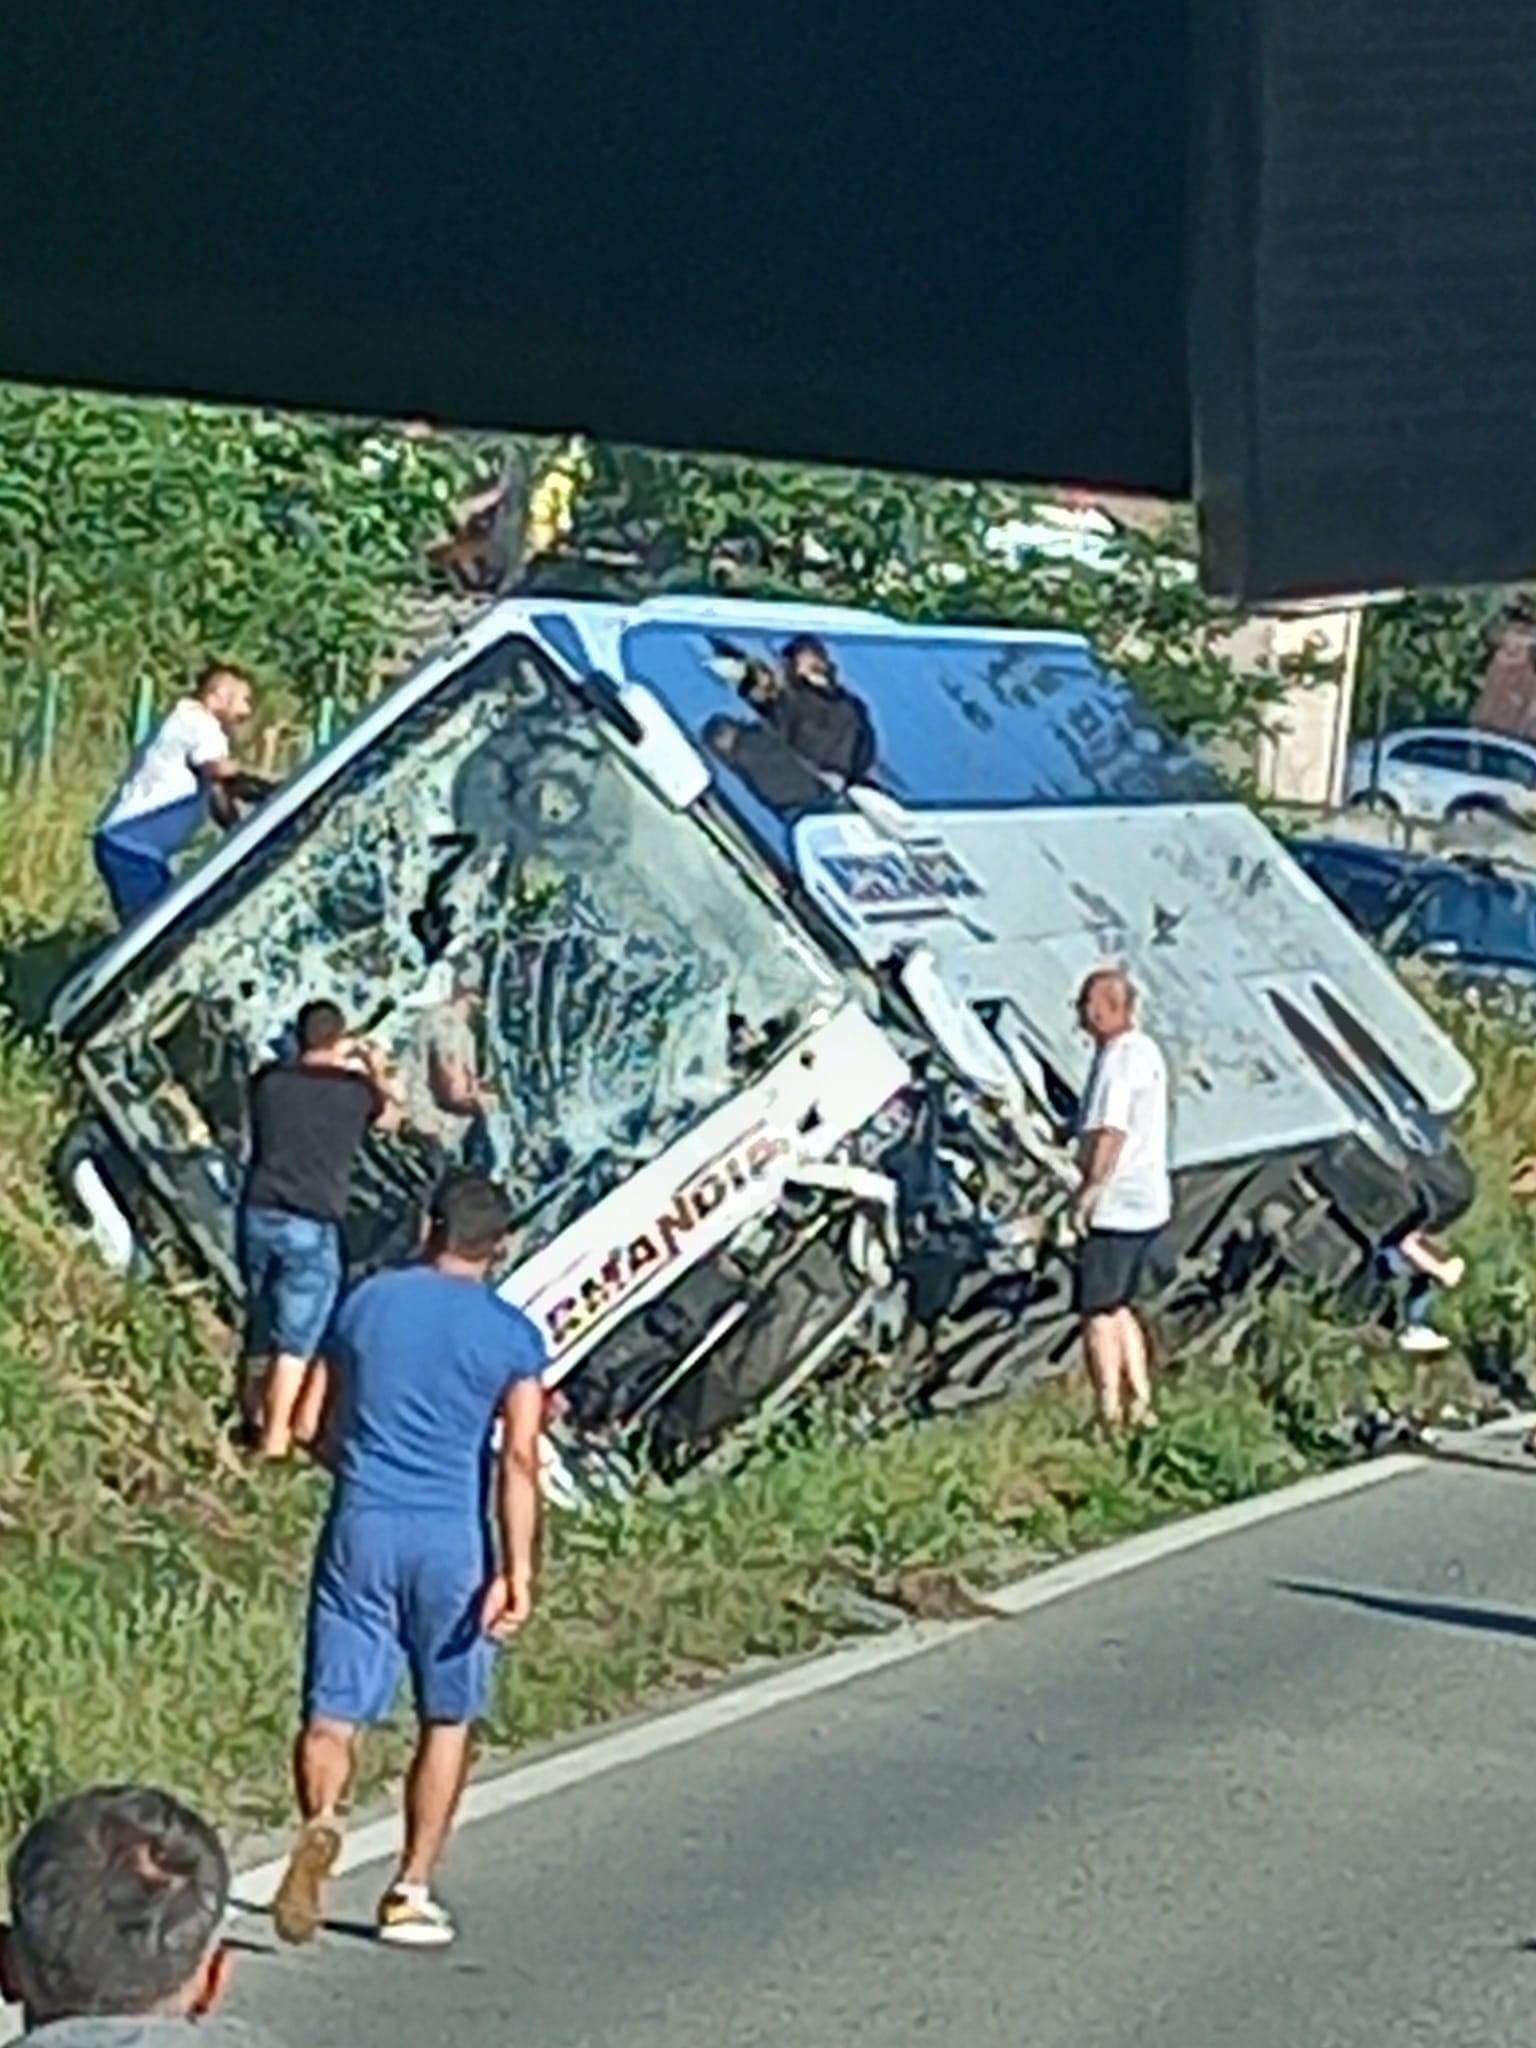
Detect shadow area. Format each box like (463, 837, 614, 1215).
(1277, 1578, 1536, 1645)
(0, 919, 109, 1036)
(228, 1901, 381, 1949)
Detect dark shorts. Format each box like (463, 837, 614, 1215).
(303, 1508, 495, 1728)
(1075, 1228, 1160, 1318)
(239, 1204, 343, 1359)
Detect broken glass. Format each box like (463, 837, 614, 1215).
(78, 635, 835, 1281)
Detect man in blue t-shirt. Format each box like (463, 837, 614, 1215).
(270, 1173, 546, 1953)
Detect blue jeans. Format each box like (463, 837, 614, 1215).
(239, 1205, 343, 1359)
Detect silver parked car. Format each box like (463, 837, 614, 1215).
(1345, 725, 1536, 824)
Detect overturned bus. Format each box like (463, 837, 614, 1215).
(50, 595, 1476, 1491)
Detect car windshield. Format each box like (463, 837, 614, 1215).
(77, 635, 834, 1277)
(1396, 870, 1536, 969)
(610, 620, 1223, 865)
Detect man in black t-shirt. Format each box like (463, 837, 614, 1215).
(240, 1000, 398, 1460)
(769, 634, 878, 789)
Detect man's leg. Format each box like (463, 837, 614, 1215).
(1120, 1306, 1156, 1425)
(260, 1220, 343, 1460)
(296, 1716, 357, 1821)
(399, 1722, 475, 1888)
(260, 1353, 311, 1460)
(276, 1517, 399, 1946)
(290, 1359, 332, 1451)
(272, 1717, 357, 1945)
(1082, 1311, 1126, 1428)
(378, 1537, 495, 1945)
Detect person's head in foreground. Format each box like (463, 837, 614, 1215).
(193, 664, 254, 735)
(1077, 965, 1137, 1046)
(2, 1786, 232, 2034)
(426, 1170, 514, 1275)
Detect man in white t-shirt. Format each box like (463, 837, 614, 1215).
(92, 663, 263, 925)
(1071, 966, 1172, 1431)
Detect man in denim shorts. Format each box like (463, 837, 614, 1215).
(240, 1001, 397, 1459)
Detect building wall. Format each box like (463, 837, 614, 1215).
(1246, 608, 1361, 809)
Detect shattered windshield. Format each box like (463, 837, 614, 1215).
(78, 635, 833, 1277)
(612, 619, 1222, 867)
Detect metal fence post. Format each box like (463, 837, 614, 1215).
(31, 671, 61, 784)
(129, 673, 157, 746)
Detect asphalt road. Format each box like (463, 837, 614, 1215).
(237, 1462, 1536, 2048)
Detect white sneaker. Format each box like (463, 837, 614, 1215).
(377, 1883, 456, 1948)
(1397, 1324, 1452, 1356)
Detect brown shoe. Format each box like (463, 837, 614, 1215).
(271, 1821, 343, 1946)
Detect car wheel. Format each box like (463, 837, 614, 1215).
(1445, 794, 1512, 823)
(1346, 789, 1400, 815)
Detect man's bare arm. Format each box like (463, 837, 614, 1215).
(198, 757, 276, 829)
(1074, 1127, 1126, 1222)
(200, 758, 240, 829)
(359, 1042, 403, 1134)
(487, 1379, 544, 1636)
(430, 1050, 489, 1118)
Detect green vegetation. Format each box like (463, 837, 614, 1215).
(0, 388, 1531, 1857)
(1354, 587, 1529, 737)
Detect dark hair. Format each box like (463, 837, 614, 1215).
(429, 1171, 514, 1261)
(7, 1786, 229, 2022)
(296, 999, 347, 1052)
(194, 661, 250, 698)
(782, 633, 834, 674)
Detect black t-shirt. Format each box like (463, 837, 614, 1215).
(771, 678, 877, 785)
(244, 1062, 381, 1224)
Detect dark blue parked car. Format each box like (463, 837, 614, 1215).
(1290, 836, 1536, 997)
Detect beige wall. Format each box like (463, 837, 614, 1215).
(1244, 608, 1361, 809)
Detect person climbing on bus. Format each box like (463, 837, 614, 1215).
(92, 663, 271, 926)
(769, 634, 878, 790)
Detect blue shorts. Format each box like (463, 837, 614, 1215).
(239, 1205, 343, 1359)
(303, 1509, 495, 1727)
(94, 830, 174, 925)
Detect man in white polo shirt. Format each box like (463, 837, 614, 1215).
(93, 663, 262, 925)
(1071, 965, 1172, 1432)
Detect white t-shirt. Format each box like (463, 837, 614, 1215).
(1080, 1026, 1171, 1232)
(99, 697, 228, 834)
